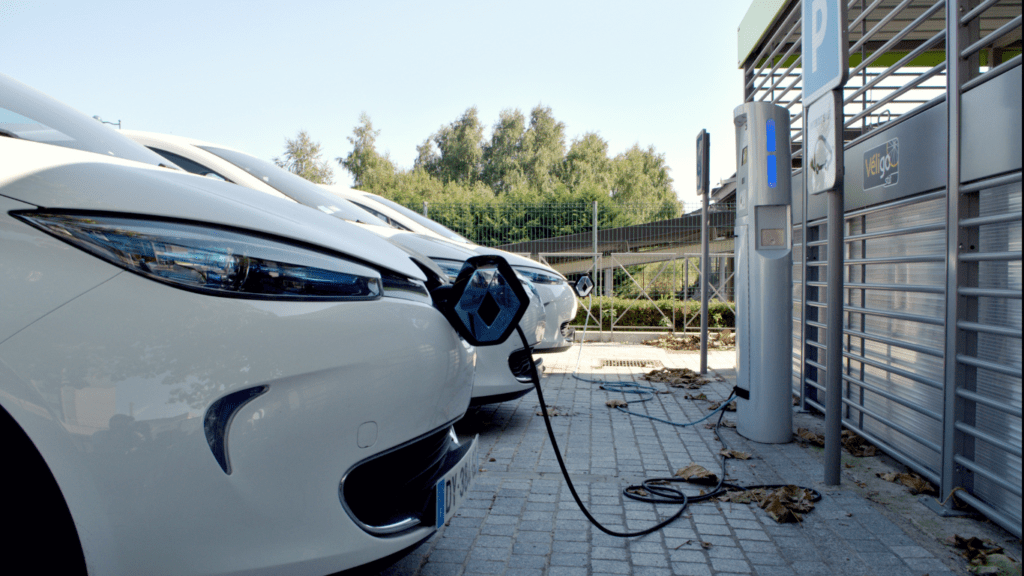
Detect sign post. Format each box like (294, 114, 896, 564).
(696, 130, 711, 374)
(802, 0, 848, 486)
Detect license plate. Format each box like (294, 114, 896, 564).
(435, 435, 478, 528)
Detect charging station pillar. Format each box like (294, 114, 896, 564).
(733, 102, 793, 444)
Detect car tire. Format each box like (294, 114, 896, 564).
(1, 407, 88, 575)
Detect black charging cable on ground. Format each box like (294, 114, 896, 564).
(514, 325, 822, 539)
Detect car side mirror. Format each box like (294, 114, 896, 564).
(433, 255, 528, 346)
(573, 275, 594, 298)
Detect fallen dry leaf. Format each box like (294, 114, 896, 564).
(876, 471, 938, 495)
(723, 485, 817, 524)
(642, 367, 709, 388)
(708, 400, 737, 412)
(643, 334, 734, 352)
(841, 430, 877, 457)
(719, 449, 751, 460)
(947, 534, 1018, 574)
(535, 408, 560, 417)
(700, 541, 713, 549)
(684, 393, 708, 401)
(605, 399, 628, 408)
(796, 428, 824, 447)
(721, 420, 736, 428)
(625, 487, 649, 497)
(674, 463, 719, 485)
(764, 498, 802, 523)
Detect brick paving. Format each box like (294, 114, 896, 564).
(371, 343, 970, 576)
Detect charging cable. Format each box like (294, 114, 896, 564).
(515, 302, 821, 538)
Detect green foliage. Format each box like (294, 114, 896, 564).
(273, 130, 334, 184)
(573, 297, 735, 331)
(337, 107, 684, 245)
(420, 107, 485, 184)
(481, 108, 527, 195)
(521, 106, 566, 194)
(611, 144, 679, 222)
(337, 113, 397, 192)
(563, 132, 612, 193)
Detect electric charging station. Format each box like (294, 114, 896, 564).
(733, 101, 793, 444)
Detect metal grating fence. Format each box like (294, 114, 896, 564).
(747, 0, 1022, 537)
(412, 200, 736, 333)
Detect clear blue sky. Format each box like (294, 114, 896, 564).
(3, 0, 751, 203)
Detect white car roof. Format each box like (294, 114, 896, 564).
(320, 185, 563, 277)
(1, 73, 176, 168)
(122, 130, 291, 200)
(124, 130, 391, 228)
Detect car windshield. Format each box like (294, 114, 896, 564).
(347, 200, 412, 231)
(366, 193, 472, 243)
(0, 74, 177, 168)
(199, 145, 389, 227)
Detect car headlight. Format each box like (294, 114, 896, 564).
(513, 266, 564, 285)
(15, 211, 386, 301)
(431, 258, 465, 281)
(514, 271, 542, 302)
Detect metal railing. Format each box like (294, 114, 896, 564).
(747, 0, 1021, 537)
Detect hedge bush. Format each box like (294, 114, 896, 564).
(573, 297, 735, 331)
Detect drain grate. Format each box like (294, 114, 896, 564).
(600, 359, 663, 368)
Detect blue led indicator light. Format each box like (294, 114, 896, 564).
(767, 155, 777, 188)
(766, 119, 776, 152)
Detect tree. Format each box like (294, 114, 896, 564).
(338, 113, 397, 193)
(611, 144, 680, 221)
(422, 107, 485, 184)
(273, 130, 334, 184)
(481, 108, 527, 195)
(562, 132, 612, 194)
(521, 105, 566, 194)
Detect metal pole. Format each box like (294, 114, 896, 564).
(824, 184, 845, 486)
(422, 201, 428, 218)
(940, 0, 971, 514)
(593, 201, 600, 335)
(700, 189, 710, 374)
(800, 112, 809, 411)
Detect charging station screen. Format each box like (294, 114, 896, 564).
(767, 155, 777, 188)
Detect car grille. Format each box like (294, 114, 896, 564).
(341, 426, 469, 536)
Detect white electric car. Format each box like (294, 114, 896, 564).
(124, 130, 547, 404)
(321, 185, 580, 352)
(0, 74, 530, 575)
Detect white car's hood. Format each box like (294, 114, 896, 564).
(369, 227, 480, 262)
(473, 245, 562, 277)
(0, 139, 425, 280)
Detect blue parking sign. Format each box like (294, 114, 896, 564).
(802, 0, 849, 105)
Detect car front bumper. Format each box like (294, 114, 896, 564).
(0, 266, 476, 576)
